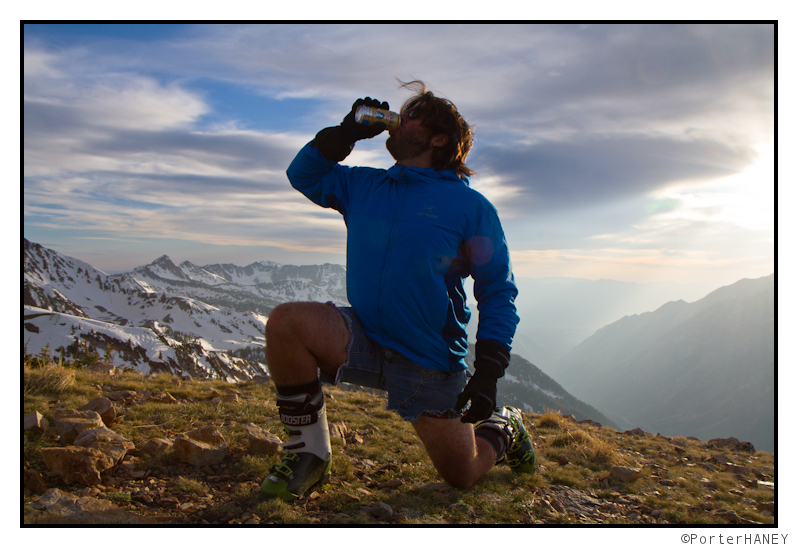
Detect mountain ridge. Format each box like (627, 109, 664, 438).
(554, 274, 774, 451)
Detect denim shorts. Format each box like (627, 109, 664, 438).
(319, 304, 468, 423)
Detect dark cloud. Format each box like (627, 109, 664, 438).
(469, 24, 774, 131)
(471, 135, 757, 213)
(88, 171, 287, 195)
(24, 100, 85, 135)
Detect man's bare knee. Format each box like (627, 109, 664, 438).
(265, 302, 349, 380)
(265, 302, 304, 343)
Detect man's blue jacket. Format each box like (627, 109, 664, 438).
(287, 142, 519, 372)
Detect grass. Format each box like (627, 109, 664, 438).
(24, 359, 76, 397)
(23, 354, 776, 525)
(173, 477, 209, 496)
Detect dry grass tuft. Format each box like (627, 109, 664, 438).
(537, 409, 566, 429)
(549, 427, 620, 465)
(23, 361, 76, 396)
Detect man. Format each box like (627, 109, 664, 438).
(261, 82, 534, 501)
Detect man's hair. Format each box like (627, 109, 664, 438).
(398, 80, 475, 177)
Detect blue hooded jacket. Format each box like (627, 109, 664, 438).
(287, 142, 519, 372)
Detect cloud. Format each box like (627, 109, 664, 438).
(471, 134, 757, 214)
(22, 24, 774, 286)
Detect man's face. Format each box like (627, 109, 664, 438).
(385, 118, 434, 163)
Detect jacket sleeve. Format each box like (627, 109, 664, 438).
(469, 200, 520, 352)
(286, 141, 352, 217)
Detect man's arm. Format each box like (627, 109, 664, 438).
(456, 204, 520, 423)
(286, 97, 389, 215)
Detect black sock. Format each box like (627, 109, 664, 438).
(475, 427, 509, 461)
(276, 378, 321, 398)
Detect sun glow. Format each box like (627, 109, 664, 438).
(656, 142, 774, 232)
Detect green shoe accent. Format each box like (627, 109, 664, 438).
(504, 407, 535, 474)
(260, 452, 332, 501)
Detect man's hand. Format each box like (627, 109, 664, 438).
(341, 97, 390, 140)
(456, 340, 511, 423)
(455, 371, 497, 423)
(313, 97, 390, 162)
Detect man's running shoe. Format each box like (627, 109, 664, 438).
(260, 452, 332, 501)
(475, 407, 535, 473)
(502, 407, 535, 473)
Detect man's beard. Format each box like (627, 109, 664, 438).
(386, 129, 433, 162)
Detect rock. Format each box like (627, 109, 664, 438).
(757, 501, 775, 513)
(752, 468, 768, 480)
(174, 425, 229, 466)
(329, 422, 348, 445)
(706, 437, 756, 454)
(623, 428, 647, 437)
(52, 409, 105, 445)
(374, 478, 404, 490)
(104, 390, 137, 402)
(201, 387, 223, 398)
(577, 419, 602, 428)
(211, 393, 239, 404)
(24, 469, 48, 494)
(73, 426, 135, 465)
(700, 478, 718, 490)
(141, 438, 174, 455)
(346, 431, 364, 445)
(709, 453, 732, 465)
(547, 487, 603, 519)
(78, 397, 117, 425)
(724, 463, 751, 476)
(24, 411, 49, 434)
(556, 454, 570, 465)
(87, 361, 115, 376)
(362, 501, 393, 520)
(609, 466, 641, 482)
(147, 392, 177, 404)
(24, 488, 154, 524)
(245, 423, 281, 455)
(40, 446, 115, 486)
(712, 508, 742, 524)
(658, 479, 676, 487)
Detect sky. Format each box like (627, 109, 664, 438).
(23, 23, 775, 288)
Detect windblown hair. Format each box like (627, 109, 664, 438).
(398, 80, 475, 177)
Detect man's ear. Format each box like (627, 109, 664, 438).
(431, 133, 449, 148)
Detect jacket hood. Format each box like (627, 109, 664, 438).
(386, 164, 470, 186)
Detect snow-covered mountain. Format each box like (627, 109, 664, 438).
(23, 239, 347, 380)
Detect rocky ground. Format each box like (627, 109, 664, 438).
(23, 368, 776, 525)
